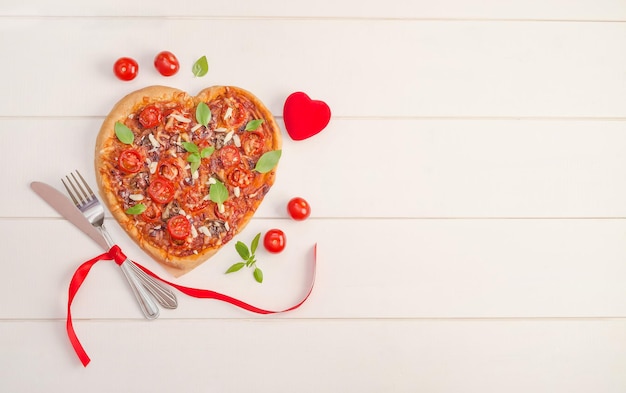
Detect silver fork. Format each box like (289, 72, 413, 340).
(62, 170, 178, 319)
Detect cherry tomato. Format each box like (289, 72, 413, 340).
(118, 149, 143, 173)
(167, 215, 191, 240)
(113, 57, 138, 81)
(264, 229, 286, 253)
(219, 145, 241, 167)
(141, 203, 162, 222)
(147, 177, 175, 204)
(241, 131, 265, 157)
(226, 165, 254, 188)
(154, 51, 179, 77)
(287, 197, 311, 221)
(139, 105, 163, 128)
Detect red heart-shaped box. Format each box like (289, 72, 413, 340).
(283, 92, 331, 141)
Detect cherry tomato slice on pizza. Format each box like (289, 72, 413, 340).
(148, 177, 175, 204)
(167, 215, 191, 240)
(224, 100, 248, 129)
(210, 99, 247, 130)
(113, 57, 138, 81)
(118, 148, 143, 173)
(154, 51, 180, 77)
(157, 158, 184, 183)
(241, 131, 265, 157)
(264, 229, 286, 253)
(287, 197, 311, 221)
(226, 165, 254, 188)
(139, 105, 163, 128)
(219, 145, 241, 168)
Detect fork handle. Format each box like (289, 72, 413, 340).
(128, 261, 178, 309)
(119, 260, 160, 320)
(98, 224, 176, 315)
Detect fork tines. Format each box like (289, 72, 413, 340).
(61, 170, 96, 208)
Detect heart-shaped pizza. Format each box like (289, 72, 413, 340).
(95, 86, 282, 276)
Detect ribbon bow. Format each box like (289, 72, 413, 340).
(67, 245, 316, 367)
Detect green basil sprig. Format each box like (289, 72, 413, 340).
(182, 141, 215, 173)
(226, 233, 263, 283)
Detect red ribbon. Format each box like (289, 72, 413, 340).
(67, 244, 317, 367)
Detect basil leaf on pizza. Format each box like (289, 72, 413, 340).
(182, 141, 199, 154)
(187, 153, 200, 163)
(209, 180, 228, 205)
(187, 154, 201, 174)
(196, 102, 211, 127)
(255, 150, 282, 173)
(200, 147, 215, 158)
(95, 86, 282, 276)
(183, 142, 215, 174)
(114, 122, 134, 144)
(125, 203, 146, 215)
(245, 119, 264, 131)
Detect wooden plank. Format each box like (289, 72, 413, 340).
(1, 2, 624, 393)
(6, 118, 626, 218)
(2, 218, 625, 319)
(2, 0, 625, 20)
(0, 19, 624, 118)
(1, 319, 625, 392)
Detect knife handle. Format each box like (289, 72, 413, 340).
(119, 260, 160, 320)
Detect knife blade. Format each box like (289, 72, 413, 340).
(31, 181, 109, 250)
(30, 181, 177, 311)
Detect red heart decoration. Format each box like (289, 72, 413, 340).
(283, 92, 331, 141)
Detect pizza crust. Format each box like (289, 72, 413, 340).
(95, 85, 282, 276)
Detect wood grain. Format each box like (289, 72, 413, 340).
(6, 118, 626, 218)
(0, 1, 625, 391)
(0, 20, 624, 118)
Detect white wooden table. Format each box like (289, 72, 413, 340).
(1, 1, 625, 391)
